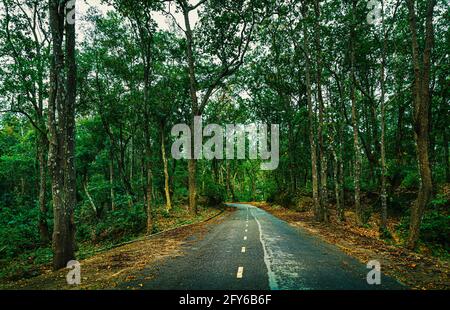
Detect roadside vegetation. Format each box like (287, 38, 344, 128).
(0, 0, 448, 288)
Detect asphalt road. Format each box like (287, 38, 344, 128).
(125, 203, 405, 290)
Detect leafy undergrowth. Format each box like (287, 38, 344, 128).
(250, 202, 449, 290)
(0, 205, 224, 289)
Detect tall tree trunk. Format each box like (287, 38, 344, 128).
(145, 122, 153, 234)
(302, 4, 320, 220)
(331, 87, 345, 222)
(331, 143, 342, 221)
(36, 22, 50, 245)
(332, 68, 347, 221)
(226, 161, 236, 202)
(37, 133, 50, 244)
(350, 0, 362, 224)
(146, 162, 153, 233)
(438, 79, 449, 183)
(117, 130, 133, 205)
(170, 158, 177, 196)
(183, 5, 200, 214)
(160, 124, 172, 212)
(142, 30, 153, 232)
(144, 107, 153, 232)
(380, 2, 388, 233)
(392, 102, 406, 190)
(338, 130, 345, 221)
(225, 162, 231, 199)
(369, 99, 380, 187)
(406, 0, 436, 249)
(63, 0, 77, 267)
(444, 129, 450, 183)
(109, 147, 116, 211)
(286, 121, 296, 192)
(83, 180, 98, 217)
(338, 83, 345, 222)
(313, 0, 327, 222)
(129, 137, 134, 190)
(48, 0, 77, 270)
(188, 157, 197, 214)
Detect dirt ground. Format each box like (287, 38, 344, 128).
(0, 208, 232, 290)
(249, 202, 449, 290)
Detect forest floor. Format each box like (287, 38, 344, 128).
(0, 205, 229, 290)
(248, 202, 449, 290)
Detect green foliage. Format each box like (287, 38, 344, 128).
(0, 247, 52, 282)
(203, 181, 226, 206)
(0, 0, 449, 284)
(401, 169, 420, 189)
(398, 210, 450, 251)
(430, 194, 448, 210)
(266, 189, 295, 207)
(76, 203, 146, 244)
(262, 179, 278, 202)
(0, 205, 41, 259)
(420, 211, 450, 247)
(95, 206, 147, 242)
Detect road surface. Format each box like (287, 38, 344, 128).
(124, 203, 405, 290)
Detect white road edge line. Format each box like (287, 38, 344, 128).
(250, 207, 279, 290)
(237, 266, 244, 278)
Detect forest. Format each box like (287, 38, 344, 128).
(0, 0, 448, 288)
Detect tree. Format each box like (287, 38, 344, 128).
(350, 0, 362, 224)
(300, 1, 320, 221)
(405, 0, 436, 249)
(111, 0, 161, 233)
(47, 0, 77, 270)
(167, 0, 261, 213)
(378, 0, 400, 235)
(313, 0, 328, 222)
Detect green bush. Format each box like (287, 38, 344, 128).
(93, 205, 147, 242)
(266, 189, 295, 207)
(76, 202, 147, 244)
(430, 194, 448, 210)
(401, 170, 420, 189)
(264, 180, 279, 203)
(203, 182, 226, 206)
(420, 211, 450, 246)
(398, 210, 450, 250)
(0, 205, 40, 259)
